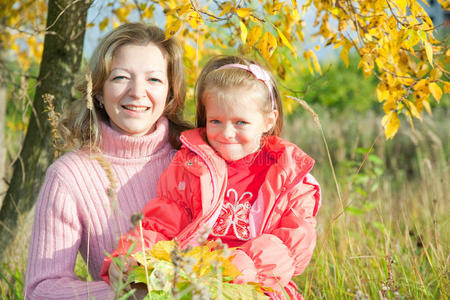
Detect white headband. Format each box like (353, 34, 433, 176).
(217, 63, 276, 110)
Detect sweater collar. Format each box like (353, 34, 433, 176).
(101, 117, 171, 158)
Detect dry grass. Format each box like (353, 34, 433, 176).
(1, 107, 448, 299)
(286, 107, 449, 299)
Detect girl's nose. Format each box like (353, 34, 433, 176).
(222, 123, 236, 140)
(129, 78, 147, 99)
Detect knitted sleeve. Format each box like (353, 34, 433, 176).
(25, 167, 114, 300)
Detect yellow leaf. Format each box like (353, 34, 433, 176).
(404, 100, 422, 120)
(270, 0, 284, 14)
(440, 1, 450, 9)
(149, 240, 175, 261)
(430, 68, 442, 81)
(444, 81, 450, 94)
(340, 47, 349, 67)
(397, 77, 414, 85)
(376, 84, 389, 102)
(429, 82, 442, 102)
(247, 26, 263, 47)
(239, 21, 248, 44)
(184, 44, 196, 60)
(424, 41, 433, 65)
(114, 7, 129, 23)
(257, 31, 277, 60)
(304, 50, 322, 75)
(396, 0, 407, 14)
(220, 256, 241, 279)
(292, 9, 301, 22)
(219, 2, 233, 16)
(274, 26, 295, 56)
(404, 30, 420, 49)
(383, 100, 397, 114)
(175, 4, 191, 16)
(413, 78, 429, 91)
(381, 112, 400, 139)
(423, 98, 432, 114)
(236, 8, 252, 18)
(99, 17, 109, 31)
(142, 5, 155, 19)
(165, 19, 182, 38)
(132, 251, 156, 269)
(187, 11, 203, 29)
(292, 0, 298, 9)
(416, 62, 429, 78)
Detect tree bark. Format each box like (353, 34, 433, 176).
(0, 86, 5, 201)
(0, 0, 93, 259)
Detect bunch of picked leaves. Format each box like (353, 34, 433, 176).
(121, 240, 269, 299)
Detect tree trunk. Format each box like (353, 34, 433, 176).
(0, 86, 5, 201)
(0, 0, 93, 259)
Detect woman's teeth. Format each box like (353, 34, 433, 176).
(122, 105, 150, 112)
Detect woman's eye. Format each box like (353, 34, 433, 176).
(149, 77, 162, 83)
(236, 121, 248, 125)
(112, 75, 127, 81)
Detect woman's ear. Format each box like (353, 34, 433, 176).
(264, 110, 279, 133)
(95, 94, 104, 109)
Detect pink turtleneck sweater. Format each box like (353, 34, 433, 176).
(25, 118, 176, 300)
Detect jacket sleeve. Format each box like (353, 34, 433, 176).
(25, 168, 114, 300)
(231, 173, 321, 290)
(100, 150, 196, 283)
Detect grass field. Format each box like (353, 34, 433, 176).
(1, 107, 448, 299)
(287, 107, 449, 299)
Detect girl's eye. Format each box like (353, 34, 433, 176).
(209, 120, 221, 124)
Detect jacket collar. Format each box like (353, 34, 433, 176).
(263, 135, 315, 188)
(179, 129, 315, 186)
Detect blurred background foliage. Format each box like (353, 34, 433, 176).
(0, 1, 449, 297)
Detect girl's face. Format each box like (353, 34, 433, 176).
(100, 43, 169, 136)
(203, 86, 278, 161)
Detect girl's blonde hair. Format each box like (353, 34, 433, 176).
(60, 23, 192, 151)
(195, 55, 283, 136)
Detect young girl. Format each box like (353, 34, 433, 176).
(101, 55, 321, 299)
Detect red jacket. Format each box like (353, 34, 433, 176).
(101, 128, 321, 299)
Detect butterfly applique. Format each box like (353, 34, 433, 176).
(212, 188, 253, 240)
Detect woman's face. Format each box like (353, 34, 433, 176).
(100, 43, 169, 136)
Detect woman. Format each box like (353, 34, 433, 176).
(25, 23, 191, 299)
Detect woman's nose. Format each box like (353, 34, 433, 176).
(129, 78, 147, 99)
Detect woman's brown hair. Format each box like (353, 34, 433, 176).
(60, 23, 192, 151)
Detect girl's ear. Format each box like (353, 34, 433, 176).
(264, 110, 279, 133)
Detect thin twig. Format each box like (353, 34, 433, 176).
(45, 0, 83, 32)
(138, 220, 152, 298)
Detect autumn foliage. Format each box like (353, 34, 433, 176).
(1, 0, 449, 139)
